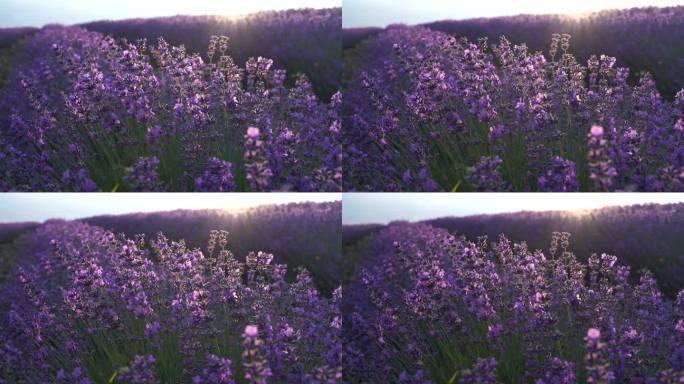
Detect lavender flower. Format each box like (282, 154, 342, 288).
(587, 125, 617, 192)
(465, 156, 511, 191)
(194, 157, 236, 192)
(118, 355, 159, 384)
(536, 357, 575, 384)
(193, 354, 234, 384)
(61, 168, 98, 192)
(538, 157, 579, 192)
(458, 358, 497, 384)
(242, 325, 272, 384)
(123, 156, 168, 192)
(244, 127, 273, 191)
(585, 328, 615, 383)
(56, 367, 92, 384)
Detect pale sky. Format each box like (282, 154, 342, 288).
(0, 193, 341, 223)
(0, 0, 341, 28)
(343, 0, 684, 28)
(342, 193, 684, 225)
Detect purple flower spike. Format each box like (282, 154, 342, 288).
(242, 325, 272, 384)
(118, 355, 159, 384)
(538, 157, 579, 192)
(585, 328, 615, 384)
(123, 156, 168, 192)
(194, 157, 236, 192)
(465, 156, 511, 191)
(244, 126, 273, 191)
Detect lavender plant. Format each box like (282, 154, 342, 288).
(343, 223, 684, 383)
(0, 220, 341, 383)
(343, 25, 684, 191)
(0, 21, 341, 191)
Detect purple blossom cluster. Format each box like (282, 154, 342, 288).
(343, 25, 684, 191)
(343, 222, 684, 382)
(124, 156, 168, 192)
(538, 156, 579, 192)
(0, 19, 341, 192)
(117, 355, 159, 384)
(0, 220, 341, 383)
(465, 156, 511, 192)
(194, 157, 236, 192)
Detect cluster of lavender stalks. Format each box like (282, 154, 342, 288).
(343, 223, 684, 383)
(0, 221, 341, 383)
(0, 25, 341, 192)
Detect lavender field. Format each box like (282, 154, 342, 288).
(343, 5, 684, 192)
(0, 201, 341, 383)
(343, 203, 684, 382)
(0, 8, 341, 192)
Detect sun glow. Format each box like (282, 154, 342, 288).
(563, 11, 592, 21)
(158, 0, 340, 17)
(549, 0, 676, 16)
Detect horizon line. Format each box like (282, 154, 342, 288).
(342, 2, 683, 29)
(1, 4, 341, 29)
